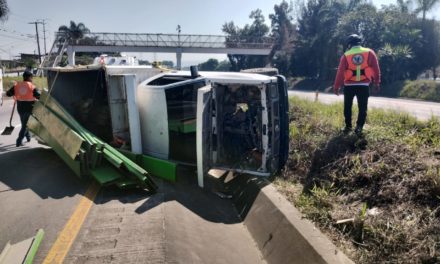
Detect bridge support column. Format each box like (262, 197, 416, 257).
(176, 49, 182, 70)
(67, 46, 75, 66)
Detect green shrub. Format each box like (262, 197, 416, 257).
(379, 80, 406, 97)
(400, 80, 440, 102)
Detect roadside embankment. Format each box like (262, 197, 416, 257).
(276, 97, 440, 263)
(230, 175, 353, 264)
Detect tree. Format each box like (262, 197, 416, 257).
(396, 0, 412, 13)
(161, 60, 174, 68)
(138, 60, 151, 66)
(197, 59, 232, 71)
(376, 5, 426, 81)
(77, 36, 99, 45)
(198, 58, 219, 71)
(414, 0, 440, 21)
(75, 55, 94, 65)
(291, 0, 352, 80)
(58, 21, 90, 43)
(290, 0, 436, 84)
(0, 0, 8, 21)
(378, 43, 413, 84)
(223, 9, 270, 71)
(413, 0, 440, 80)
(419, 19, 440, 79)
(216, 60, 232, 71)
(433, 21, 440, 79)
(335, 4, 384, 51)
(269, 0, 296, 75)
(24, 58, 36, 69)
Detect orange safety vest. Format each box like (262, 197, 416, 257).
(344, 46, 374, 83)
(14, 81, 35, 101)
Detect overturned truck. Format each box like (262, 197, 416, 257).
(39, 65, 289, 188)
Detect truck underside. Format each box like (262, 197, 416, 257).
(214, 84, 264, 171)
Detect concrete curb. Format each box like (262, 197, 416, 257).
(232, 177, 354, 264)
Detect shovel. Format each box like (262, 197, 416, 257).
(1, 100, 16, 135)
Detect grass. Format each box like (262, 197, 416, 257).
(2, 76, 48, 91)
(275, 96, 440, 263)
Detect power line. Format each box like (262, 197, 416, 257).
(0, 28, 35, 38)
(0, 40, 31, 48)
(0, 33, 31, 41)
(0, 41, 34, 55)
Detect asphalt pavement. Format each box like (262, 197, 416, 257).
(0, 98, 264, 264)
(0, 98, 90, 261)
(289, 90, 440, 121)
(57, 178, 264, 264)
(3, 90, 438, 263)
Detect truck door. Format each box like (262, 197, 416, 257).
(107, 74, 142, 154)
(277, 75, 289, 170)
(196, 85, 213, 187)
(267, 76, 289, 172)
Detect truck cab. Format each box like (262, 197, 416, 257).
(137, 71, 289, 187)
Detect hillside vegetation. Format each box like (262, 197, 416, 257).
(401, 80, 440, 102)
(276, 97, 440, 263)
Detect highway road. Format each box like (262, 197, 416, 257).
(0, 98, 89, 262)
(1, 87, 438, 262)
(289, 90, 440, 121)
(0, 98, 264, 263)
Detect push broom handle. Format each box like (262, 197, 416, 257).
(9, 100, 16, 127)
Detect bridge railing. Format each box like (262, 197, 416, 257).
(55, 32, 273, 49)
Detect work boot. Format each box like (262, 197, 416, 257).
(341, 126, 352, 134)
(354, 126, 363, 136)
(16, 139, 24, 147)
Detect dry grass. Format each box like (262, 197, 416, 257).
(275, 97, 440, 263)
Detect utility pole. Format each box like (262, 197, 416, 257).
(28, 21, 43, 64)
(176, 25, 182, 70)
(39, 19, 48, 55)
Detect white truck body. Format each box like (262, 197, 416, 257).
(137, 71, 289, 187)
(46, 67, 289, 187)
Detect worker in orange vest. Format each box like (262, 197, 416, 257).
(333, 34, 381, 135)
(6, 71, 40, 146)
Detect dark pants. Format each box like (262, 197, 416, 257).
(343, 85, 369, 129)
(17, 111, 31, 144)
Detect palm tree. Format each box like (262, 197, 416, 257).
(414, 0, 440, 21)
(0, 0, 9, 21)
(397, 0, 412, 13)
(58, 21, 90, 43)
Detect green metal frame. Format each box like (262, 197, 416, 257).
(119, 150, 177, 182)
(30, 91, 158, 191)
(23, 229, 44, 264)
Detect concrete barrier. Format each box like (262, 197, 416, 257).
(231, 176, 354, 264)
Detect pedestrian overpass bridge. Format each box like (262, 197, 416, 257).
(50, 32, 274, 69)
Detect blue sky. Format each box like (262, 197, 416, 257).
(0, 0, 439, 66)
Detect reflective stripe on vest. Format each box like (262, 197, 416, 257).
(14, 81, 35, 101)
(344, 46, 372, 82)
